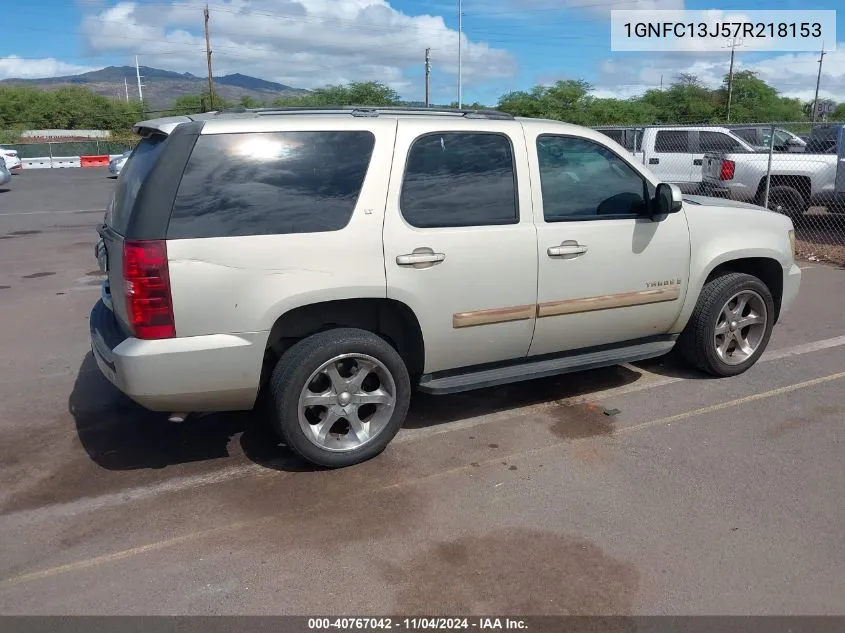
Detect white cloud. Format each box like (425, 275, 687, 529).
(0, 56, 96, 80)
(592, 43, 845, 102)
(79, 0, 518, 97)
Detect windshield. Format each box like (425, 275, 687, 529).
(105, 135, 167, 234)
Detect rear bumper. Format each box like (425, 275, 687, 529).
(700, 181, 755, 202)
(89, 299, 267, 412)
(780, 263, 802, 318)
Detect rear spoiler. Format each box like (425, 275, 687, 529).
(133, 111, 220, 137)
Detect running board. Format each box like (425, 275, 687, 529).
(417, 337, 677, 395)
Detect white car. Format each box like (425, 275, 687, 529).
(0, 156, 11, 187)
(108, 150, 132, 177)
(0, 147, 22, 172)
(89, 107, 801, 468)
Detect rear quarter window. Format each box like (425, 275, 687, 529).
(107, 135, 167, 235)
(167, 131, 376, 239)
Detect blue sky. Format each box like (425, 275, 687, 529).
(1, 0, 843, 104)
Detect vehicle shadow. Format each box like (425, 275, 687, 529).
(69, 352, 649, 472)
(404, 363, 644, 429)
(68, 352, 314, 473)
(629, 350, 712, 381)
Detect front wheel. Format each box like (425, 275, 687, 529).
(269, 328, 411, 468)
(678, 272, 775, 377)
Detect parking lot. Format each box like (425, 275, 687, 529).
(0, 168, 843, 615)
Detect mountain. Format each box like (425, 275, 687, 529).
(0, 65, 310, 111)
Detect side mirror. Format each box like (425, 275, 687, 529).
(655, 183, 683, 215)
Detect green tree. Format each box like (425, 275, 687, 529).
(498, 80, 592, 122)
(169, 90, 232, 115)
(239, 95, 262, 108)
(273, 81, 400, 107)
(718, 71, 804, 122)
(0, 85, 145, 131)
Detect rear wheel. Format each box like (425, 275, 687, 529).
(269, 328, 411, 468)
(678, 272, 775, 377)
(761, 185, 805, 220)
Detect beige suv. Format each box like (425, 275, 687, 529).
(90, 106, 801, 468)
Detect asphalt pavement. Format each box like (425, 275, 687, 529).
(0, 169, 843, 617)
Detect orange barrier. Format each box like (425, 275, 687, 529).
(80, 154, 110, 168)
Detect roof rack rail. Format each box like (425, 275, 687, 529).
(213, 105, 515, 120)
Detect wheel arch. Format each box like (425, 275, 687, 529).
(755, 175, 811, 207)
(672, 250, 787, 333)
(259, 298, 425, 391)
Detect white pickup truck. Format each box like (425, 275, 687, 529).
(597, 126, 762, 194)
(700, 124, 845, 218)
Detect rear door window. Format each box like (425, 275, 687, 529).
(654, 131, 691, 153)
(167, 131, 376, 238)
(399, 132, 518, 228)
(699, 131, 745, 153)
(107, 135, 166, 235)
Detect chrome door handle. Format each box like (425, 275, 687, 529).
(548, 244, 588, 257)
(396, 252, 445, 266)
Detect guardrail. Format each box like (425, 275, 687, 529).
(19, 154, 123, 169)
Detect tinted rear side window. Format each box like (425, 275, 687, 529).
(654, 131, 690, 153)
(167, 131, 375, 239)
(699, 131, 745, 153)
(400, 132, 518, 228)
(107, 136, 165, 235)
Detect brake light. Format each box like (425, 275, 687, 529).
(720, 159, 735, 181)
(123, 240, 175, 339)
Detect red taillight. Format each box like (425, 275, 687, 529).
(719, 159, 735, 181)
(123, 240, 175, 339)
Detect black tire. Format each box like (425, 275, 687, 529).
(760, 185, 806, 220)
(269, 328, 411, 468)
(677, 272, 775, 377)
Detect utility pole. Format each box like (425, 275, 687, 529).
(425, 48, 431, 107)
(457, 0, 462, 108)
(811, 43, 826, 123)
(135, 55, 144, 104)
(204, 4, 215, 111)
(124, 77, 130, 102)
(724, 38, 742, 122)
(660, 75, 663, 91)
(726, 44, 736, 121)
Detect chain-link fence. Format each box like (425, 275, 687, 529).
(593, 121, 845, 266)
(4, 140, 137, 159)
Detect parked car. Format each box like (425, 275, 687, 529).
(0, 147, 22, 172)
(108, 150, 132, 177)
(0, 156, 11, 188)
(90, 107, 801, 468)
(730, 126, 807, 153)
(594, 126, 642, 152)
(804, 124, 842, 154)
(622, 126, 760, 193)
(701, 124, 845, 218)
